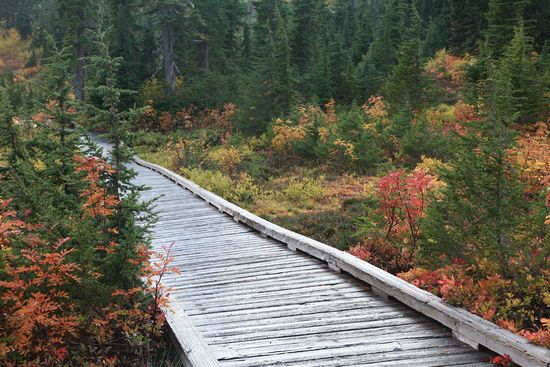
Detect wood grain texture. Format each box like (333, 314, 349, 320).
(130, 156, 548, 367)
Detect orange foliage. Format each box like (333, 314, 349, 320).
(272, 117, 308, 153)
(0, 234, 81, 365)
(509, 120, 550, 195)
(425, 49, 473, 95)
(349, 237, 415, 274)
(159, 111, 173, 132)
(0, 154, 180, 364)
(0, 198, 27, 250)
(400, 261, 550, 348)
(74, 156, 120, 218)
(332, 138, 357, 161)
(362, 95, 389, 121)
(454, 101, 482, 124)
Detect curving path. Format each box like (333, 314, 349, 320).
(130, 160, 496, 367)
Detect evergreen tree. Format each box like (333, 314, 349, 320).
(422, 0, 452, 57)
(290, 0, 320, 74)
(54, 0, 90, 101)
(486, 0, 528, 60)
(495, 21, 544, 123)
(241, 22, 252, 65)
(0, 42, 85, 233)
(310, 22, 332, 102)
(238, 0, 293, 132)
(450, 0, 487, 54)
(384, 3, 423, 111)
(146, 0, 193, 95)
(328, 31, 356, 103)
(86, 28, 152, 287)
(356, 0, 407, 100)
(272, 4, 293, 114)
(351, 0, 375, 64)
(421, 66, 526, 276)
(106, 0, 145, 102)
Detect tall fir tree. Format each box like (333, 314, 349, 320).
(421, 65, 528, 277)
(271, 4, 293, 115)
(495, 21, 544, 123)
(356, 0, 407, 100)
(290, 0, 320, 74)
(384, 3, 423, 111)
(145, 0, 193, 95)
(449, 0, 487, 54)
(54, 0, 90, 101)
(486, 0, 528, 60)
(86, 28, 152, 288)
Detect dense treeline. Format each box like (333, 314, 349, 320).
(2, 0, 549, 126)
(0, 0, 549, 364)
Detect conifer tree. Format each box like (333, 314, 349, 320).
(241, 22, 252, 65)
(54, 0, 90, 101)
(106, 0, 147, 104)
(352, 0, 375, 64)
(272, 4, 293, 114)
(86, 27, 152, 288)
(421, 66, 527, 277)
(356, 0, 407, 99)
(495, 21, 544, 123)
(0, 41, 85, 231)
(0, 88, 18, 162)
(290, 0, 319, 74)
(146, 0, 193, 95)
(450, 0, 487, 54)
(486, 0, 528, 60)
(384, 3, 423, 111)
(328, 31, 356, 103)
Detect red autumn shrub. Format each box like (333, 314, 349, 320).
(376, 169, 435, 249)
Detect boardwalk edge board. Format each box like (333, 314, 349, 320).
(134, 157, 550, 367)
(165, 302, 220, 366)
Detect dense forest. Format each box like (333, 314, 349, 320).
(0, 0, 549, 365)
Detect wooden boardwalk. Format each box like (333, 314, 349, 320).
(131, 161, 499, 367)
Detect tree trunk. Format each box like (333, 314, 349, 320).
(203, 42, 210, 73)
(74, 25, 85, 101)
(162, 22, 176, 95)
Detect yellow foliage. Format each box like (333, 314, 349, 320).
(0, 29, 32, 75)
(32, 158, 46, 171)
(414, 155, 451, 177)
(282, 176, 325, 203)
(333, 139, 357, 161)
(206, 146, 242, 176)
(362, 96, 390, 133)
(272, 118, 308, 153)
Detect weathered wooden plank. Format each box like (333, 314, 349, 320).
(200, 309, 423, 339)
(182, 291, 371, 317)
(314, 351, 492, 367)
(165, 268, 340, 292)
(213, 328, 455, 360)
(218, 338, 475, 366)
(185, 298, 398, 326)
(178, 280, 368, 304)
(171, 275, 353, 300)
